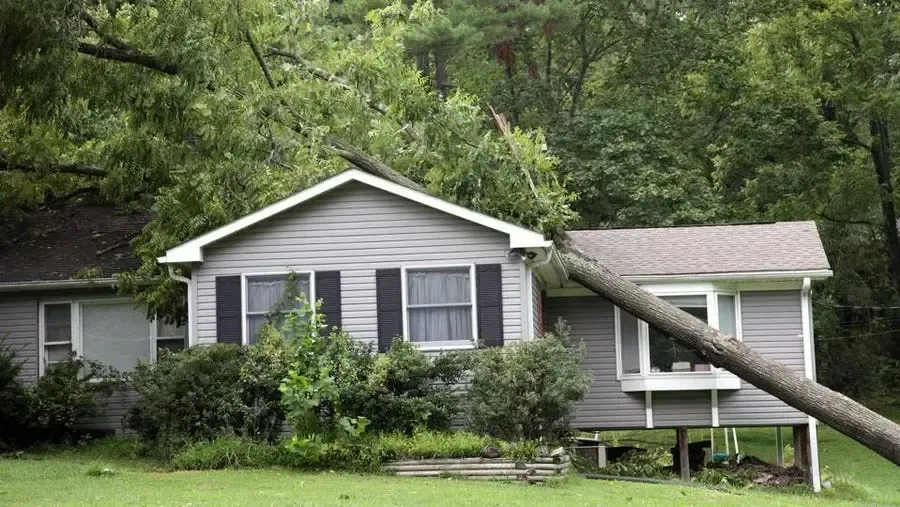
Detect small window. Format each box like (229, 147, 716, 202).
(619, 310, 641, 375)
(43, 303, 72, 368)
(648, 295, 708, 373)
(245, 274, 311, 344)
(405, 267, 474, 344)
(156, 319, 187, 353)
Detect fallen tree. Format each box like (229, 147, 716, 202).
(345, 138, 900, 467)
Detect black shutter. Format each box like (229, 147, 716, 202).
(476, 264, 504, 347)
(376, 268, 402, 352)
(315, 271, 342, 336)
(216, 276, 242, 344)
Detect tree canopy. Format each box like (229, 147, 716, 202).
(4, 0, 900, 400)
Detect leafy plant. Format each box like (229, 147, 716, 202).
(30, 355, 123, 444)
(599, 448, 674, 478)
(468, 321, 590, 441)
(0, 340, 32, 450)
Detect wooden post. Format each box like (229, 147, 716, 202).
(677, 427, 690, 481)
(793, 424, 810, 471)
(775, 426, 785, 466)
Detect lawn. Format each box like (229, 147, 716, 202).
(1, 418, 898, 506)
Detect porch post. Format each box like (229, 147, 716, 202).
(792, 423, 810, 471)
(676, 427, 690, 481)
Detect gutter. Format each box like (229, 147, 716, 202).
(0, 278, 119, 293)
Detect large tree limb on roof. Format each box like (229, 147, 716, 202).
(337, 136, 900, 466)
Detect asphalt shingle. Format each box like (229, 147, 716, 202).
(566, 221, 830, 277)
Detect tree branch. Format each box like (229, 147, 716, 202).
(244, 26, 276, 89)
(1, 155, 109, 177)
(77, 42, 178, 75)
(267, 46, 423, 142)
(79, 10, 129, 50)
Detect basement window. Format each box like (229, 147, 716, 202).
(616, 292, 741, 392)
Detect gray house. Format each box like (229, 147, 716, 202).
(1, 169, 831, 488)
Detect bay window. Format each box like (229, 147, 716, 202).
(244, 273, 311, 344)
(616, 291, 741, 391)
(404, 266, 476, 348)
(40, 300, 186, 375)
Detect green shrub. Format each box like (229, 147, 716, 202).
(342, 340, 468, 434)
(0, 341, 33, 450)
(30, 356, 122, 444)
(599, 447, 674, 478)
(127, 342, 288, 457)
(468, 321, 591, 441)
(376, 430, 490, 460)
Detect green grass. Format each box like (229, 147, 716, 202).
(1, 412, 899, 506)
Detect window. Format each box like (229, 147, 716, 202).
(616, 291, 741, 391)
(648, 296, 709, 373)
(404, 266, 475, 346)
(40, 299, 183, 374)
(245, 273, 311, 344)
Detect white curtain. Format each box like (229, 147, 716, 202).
(246, 274, 310, 343)
(407, 269, 472, 342)
(81, 302, 152, 371)
(247, 275, 309, 313)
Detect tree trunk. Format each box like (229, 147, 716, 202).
(434, 49, 450, 99)
(332, 127, 900, 467)
(555, 233, 900, 465)
(869, 118, 900, 299)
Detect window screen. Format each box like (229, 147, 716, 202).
(81, 302, 152, 372)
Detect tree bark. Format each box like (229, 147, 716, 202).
(869, 118, 900, 298)
(555, 233, 900, 465)
(1, 156, 108, 177)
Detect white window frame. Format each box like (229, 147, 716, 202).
(614, 287, 742, 392)
(240, 271, 315, 346)
(401, 264, 478, 351)
(38, 297, 181, 376)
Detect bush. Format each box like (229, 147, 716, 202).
(375, 430, 491, 460)
(1, 342, 122, 449)
(170, 437, 380, 471)
(127, 341, 288, 457)
(0, 341, 32, 450)
(342, 340, 468, 434)
(598, 448, 673, 478)
(31, 356, 122, 443)
(467, 321, 591, 441)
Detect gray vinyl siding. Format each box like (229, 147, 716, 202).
(0, 295, 39, 383)
(652, 391, 713, 428)
(195, 182, 524, 345)
(546, 296, 646, 429)
(78, 388, 139, 434)
(718, 290, 807, 426)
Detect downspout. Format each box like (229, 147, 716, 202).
(801, 277, 821, 492)
(167, 264, 196, 347)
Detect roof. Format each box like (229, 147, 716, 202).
(567, 221, 831, 278)
(159, 168, 552, 264)
(0, 206, 150, 286)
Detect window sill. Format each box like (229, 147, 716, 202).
(414, 341, 476, 352)
(619, 373, 741, 392)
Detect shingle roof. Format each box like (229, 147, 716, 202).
(0, 206, 151, 284)
(566, 221, 830, 277)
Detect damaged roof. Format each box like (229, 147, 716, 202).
(0, 206, 151, 285)
(567, 221, 831, 277)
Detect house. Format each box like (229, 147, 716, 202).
(1, 168, 831, 488)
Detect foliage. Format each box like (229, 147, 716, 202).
(29, 355, 122, 443)
(170, 438, 291, 471)
(598, 448, 674, 479)
(0, 341, 33, 450)
(468, 323, 591, 441)
(341, 339, 468, 434)
(126, 343, 285, 457)
(375, 429, 491, 460)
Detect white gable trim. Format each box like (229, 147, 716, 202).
(158, 169, 551, 264)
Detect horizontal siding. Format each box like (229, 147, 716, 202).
(78, 387, 139, 433)
(546, 296, 646, 429)
(196, 182, 524, 345)
(718, 290, 807, 426)
(652, 391, 712, 428)
(0, 295, 38, 383)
